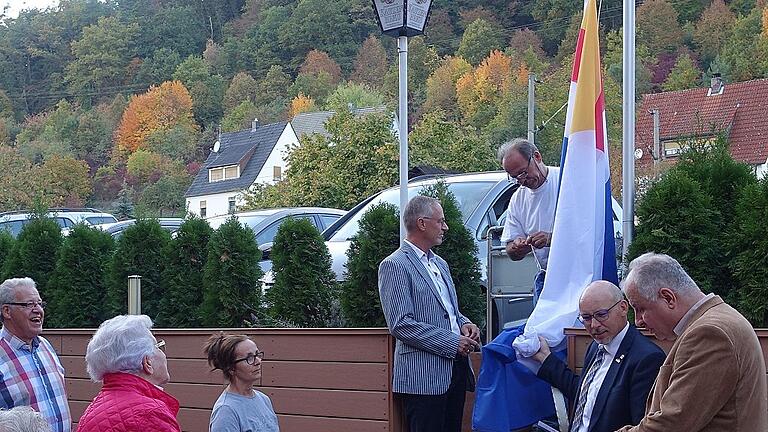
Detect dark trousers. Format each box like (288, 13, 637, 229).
(400, 356, 469, 432)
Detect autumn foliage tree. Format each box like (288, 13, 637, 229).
(115, 80, 197, 155)
(290, 94, 316, 117)
(423, 56, 473, 117)
(456, 50, 513, 125)
(299, 50, 342, 85)
(350, 35, 388, 88)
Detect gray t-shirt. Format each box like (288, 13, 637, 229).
(209, 389, 279, 432)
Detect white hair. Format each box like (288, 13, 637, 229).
(403, 196, 440, 233)
(0, 278, 37, 323)
(85, 315, 157, 382)
(621, 252, 701, 301)
(0, 406, 50, 432)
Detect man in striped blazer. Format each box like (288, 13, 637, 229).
(379, 195, 481, 432)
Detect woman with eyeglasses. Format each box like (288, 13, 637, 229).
(203, 332, 279, 432)
(78, 315, 180, 432)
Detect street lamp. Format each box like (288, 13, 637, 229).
(371, 0, 433, 242)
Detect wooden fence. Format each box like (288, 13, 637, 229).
(44, 328, 403, 432)
(44, 327, 768, 432)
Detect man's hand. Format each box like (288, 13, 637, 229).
(532, 336, 551, 363)
(527, 231, 552, 249)
(461, 323, 480, 342)
(458, 335, 480, 357)
(506, 236, 530, 261)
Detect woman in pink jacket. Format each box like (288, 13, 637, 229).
(78, 315, 181, 432)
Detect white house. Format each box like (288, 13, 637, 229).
(185, 119, 299, 218)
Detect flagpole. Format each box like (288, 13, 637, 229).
(621, 0, 636, 267)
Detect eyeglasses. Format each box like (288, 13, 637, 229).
(4, 301, 46, 310)
(420, 217, 447, 226)
(155, 340, 166, 353)
(578, 300, 622, 323)
(234, 351, 265, 365)
(508, 155, 533, 183)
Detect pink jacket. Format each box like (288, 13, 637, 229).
(77, 372, 181, 432)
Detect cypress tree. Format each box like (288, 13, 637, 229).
(0, 230, 14, 275)
(424, 183, 486, 330)
(731, 178, 768, 325)
(157, 217, 213, 327)
(48, 224, 115, 327)
(107, 219, 171, 318)
(340, 202, 399, 327)
(267, 218, 336, 327)
(200, 217, 263, 327)
(2, 216, 62, 300)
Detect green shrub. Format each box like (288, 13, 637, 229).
(2, 216, 62, 300)
(106, 219, 171, 318)
(424, 183, 486, 330)
(0, 230, 14, 274)
(340, 203, 400, 327)
(200, 217, 263, 327)
(628, 170, 720, 294)
(267, 218, 336, 327)
(47, 224, 114, 327)
(156, 217, 213, 327)
(731, 178, 768, 325)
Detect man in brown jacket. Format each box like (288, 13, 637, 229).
(617, 252, 767, 432)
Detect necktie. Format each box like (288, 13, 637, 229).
(570, 346, 607, 432)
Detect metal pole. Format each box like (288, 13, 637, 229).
(622, 0, 636, 265)
(528, 73, 536, 145)
(651, 109, 660, 165)
(128, 275, 141, 315)
(398, 35, 409, 244)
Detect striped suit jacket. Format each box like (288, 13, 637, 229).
(378, 244, 476, 395)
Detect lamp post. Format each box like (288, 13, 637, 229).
(371, 0, 433, 243)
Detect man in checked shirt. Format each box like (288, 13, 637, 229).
(0, 277, 71, 432)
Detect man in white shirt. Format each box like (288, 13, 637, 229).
(498, 138, 559, 303)
(378, 196, 481, 432)
(531, 280, 665, 432)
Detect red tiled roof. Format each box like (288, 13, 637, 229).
(635, 78, 768, 166)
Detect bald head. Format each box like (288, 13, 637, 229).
(580, 280, 624, 305)
(578, 280, 628, 344)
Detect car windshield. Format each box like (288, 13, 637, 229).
(328, 181, 496, 242)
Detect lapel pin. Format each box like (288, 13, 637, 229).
(615, 354, 625, 364)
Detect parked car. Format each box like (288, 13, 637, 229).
(205, 207, 346, 274)
(317, 171, 624, 334)
(0, 208, 117, 238)
(89, 218, 186, 239)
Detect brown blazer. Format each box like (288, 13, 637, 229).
(618, 295, 768, 432)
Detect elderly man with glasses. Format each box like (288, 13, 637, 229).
(77, 314, 180, 432)
(498, 138, 558, 305)
(530, 280, 665, 432)
(0, 277, 71, 432)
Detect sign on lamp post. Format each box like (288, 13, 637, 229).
(371, 0, 433, 242)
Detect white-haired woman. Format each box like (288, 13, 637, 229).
(77, 315, 180, 432)
(0, 406, 50, 432)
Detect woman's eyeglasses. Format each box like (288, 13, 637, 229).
(234, 351, 265, 365)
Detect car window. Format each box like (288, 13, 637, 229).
(86, 216, 118, 225)
(255, 216, 312, 245)
(0, 221, 25, 237)
(54, 217, 72, 228)
(329, 181, 496, 242)
(320, 214, 342, 230)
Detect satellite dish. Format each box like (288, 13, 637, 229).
(634, 148, 643, 160)
(212, 140, 221, 153)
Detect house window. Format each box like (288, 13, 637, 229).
(200, 201, 207, 218)
(228, 197, 236, 214)
(209, 165, 239, 182)
(273, 166, 282, 182)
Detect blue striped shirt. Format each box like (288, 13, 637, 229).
(0, 327, 71, 432)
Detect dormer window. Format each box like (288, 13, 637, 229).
(209, 165, 239, 182)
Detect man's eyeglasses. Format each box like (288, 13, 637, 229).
(420, 217, 447, 226)
(4, 301, 46, 310)
(155, 339, 166, 353)
(235, 351, 265, 365)
(578, 300, 622, 323)
(508, 155, 533, 183)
